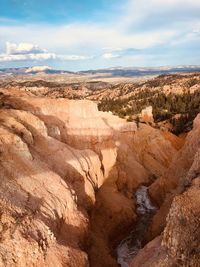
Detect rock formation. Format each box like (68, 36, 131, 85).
(0, 88, 183, 267)
(131, 177, 200, 267)
(140, 106, 154, 123)
(130, 113, 200, 267)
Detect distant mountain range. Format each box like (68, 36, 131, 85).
(0, 66, 74, 76)
(80, 65, 200, 77)
(1, 65, 200, 77)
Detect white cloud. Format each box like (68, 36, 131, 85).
(0, 24, 178, 52)
(102, 53, 120, 59)
(124, 0, 200, 27)
(6, 42, 45, 55)
(0, 42, 92, 62)
(59, 54, 94, 61)
(102, 47, 123, 52)
(55, 24, 178, 50)
(193, 29, 200, 34)
(0, 53, 56, 62)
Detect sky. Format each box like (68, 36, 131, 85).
(0, 0, 200, 70)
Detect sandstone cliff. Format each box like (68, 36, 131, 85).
(0, 91, 182, 267)
(131, 114, 200, 267)
(131, 177, 200, 267)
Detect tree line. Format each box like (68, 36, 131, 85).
(98, 90, 200, 134)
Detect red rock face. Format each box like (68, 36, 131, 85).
(0, 91, 183, 267)
(162, 177, 200, 266)
(131, 178, 200, 267)
(130, 115, 200, 267)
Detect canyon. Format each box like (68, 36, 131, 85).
(0, 74, 200, 267)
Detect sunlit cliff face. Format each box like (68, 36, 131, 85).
(1, 77, 200, 267)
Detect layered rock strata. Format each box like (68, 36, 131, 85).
(0, 93, 182, 267)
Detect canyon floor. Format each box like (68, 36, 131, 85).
(0, 73, 200, 267)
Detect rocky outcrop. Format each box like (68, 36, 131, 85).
(0, 92, 182, 267)
(162, 177, 200, 266)
(0, 112, 90, 267)
(140, 106, 154, 123)
(130, 236, 165, 267)
(131, 114, 200, 267)
(147, 114, 200, 242)
(149, 114, 200, 209)
(131, 177, 200, 267)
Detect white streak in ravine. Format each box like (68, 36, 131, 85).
(117, 186, 156, 267)
(135, 186, 157, 215)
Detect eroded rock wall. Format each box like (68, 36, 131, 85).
(0, 93, 182, 267)
(131, 178, 200, 267)
(131, 114, 200, 267)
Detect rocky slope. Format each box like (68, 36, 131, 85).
(2, 72, 200, 136)
(0, 87, 183, 267)
(130, 114, 200, 267)
(2, 72, 200, 101)
(130, 177, 200, 267)
(0, 72, 200, 100)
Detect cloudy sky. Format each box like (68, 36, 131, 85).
(1, 0, 200, 70)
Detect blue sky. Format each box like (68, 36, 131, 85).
(0, 0, 200, 70)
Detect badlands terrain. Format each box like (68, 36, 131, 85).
(0, 70, 200, 267)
